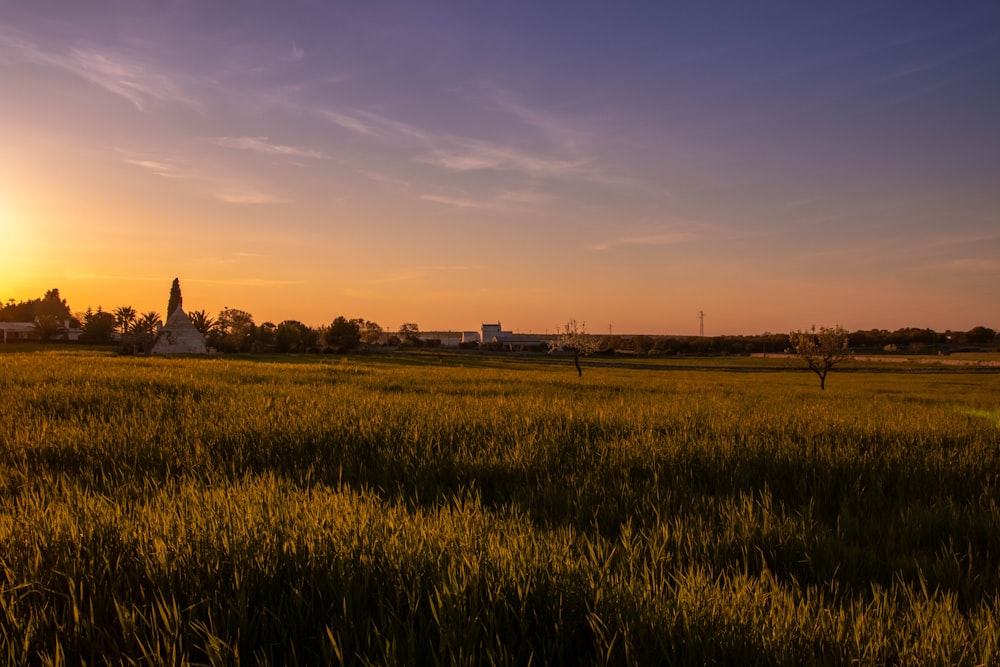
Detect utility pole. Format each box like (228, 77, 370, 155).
(698, 310, 705, 337)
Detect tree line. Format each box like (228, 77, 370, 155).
(0, 289, 402, 354)
(2, 288, 997, 355)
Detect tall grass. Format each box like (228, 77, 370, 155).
(1, 350, 999, 664)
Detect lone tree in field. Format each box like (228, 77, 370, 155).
(550, 319, 601, 376)
(167, 278, 182, 320)
(789, 325, 851, 390)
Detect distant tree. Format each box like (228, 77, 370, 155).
(79, 307, 116, 344)
(113, 306, 137, 336)
(273, 321, 296, 352)
(631, 335, 653, 354)
(0, 290, 77, 340)
(213, 307, 256, 353)
(0, 298, 35, 322)
(275, 320, 317, 352)
(34, 289, 73, 340)
(300, 323, 320, 350)
(599, 335, 622, 353)
(188, 309, 216, 337)
(132, 311, 162, 354)
(851, 329, 887, 349)
(325, 316, 361, 352)
(652, 337, 676, 355)
(964, 326, 997, 345)
(167, 278, 182, 320)
(112, 306, 138, 353)
(253, 321, 275, 351)
(550, 319, 601, 376)
(359, 320, 383, 346)
(136, 311, 161, 332)
(789, 325, 851, 390)
(398, 322, 420, 346)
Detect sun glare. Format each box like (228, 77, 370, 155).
(0, 197, 33, 286)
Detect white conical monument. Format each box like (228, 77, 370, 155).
(151, 279, 208, 355)
(151, 307, 208, 355)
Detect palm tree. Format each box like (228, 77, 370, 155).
(135, 311, 162, 334)
(187, 309, 216, 337)
(112, 305, 138, 354)
(113, 306, 136, 336)
(134, 311, 162, 355)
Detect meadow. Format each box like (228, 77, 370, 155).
(1, 349, 999, 665)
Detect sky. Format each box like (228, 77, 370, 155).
(1, 1, 998, 335)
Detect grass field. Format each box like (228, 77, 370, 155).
(1, 349, 999, 664)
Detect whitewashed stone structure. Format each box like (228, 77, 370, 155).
(151, 308, 208, 355)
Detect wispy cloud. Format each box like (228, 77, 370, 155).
(486, 86, 589, 153)
(358, 170, 413, 190)
(426, 265, 487, 271)
(420, 189, 548, 212)
(190, 277, 305, 286)
(210, 136, 328, 160)
(894, 231, 1000, 258)
(68, 47, 199, 112)
(370, 265, 486, 284)
(880, 32, 1000, 83)
(122, 151, 287, 205)
(317, 108, 432, 143)
(419, 194, 482, 209)
(284, 43, 305, 63)
(72, 273, 166, 282)
(317, 109, 378, 136)
(69, 273, 303, 288)
(373, 270, 423, 284)
(417, 140, 587, 176)
(122, 158, 185, 178)
(930, 258, 1000, 273)
(0, 31, 200, 112)
(212, 188, 288, 205)
(314, 103, 614, 185)
(589, 232, 696, 251)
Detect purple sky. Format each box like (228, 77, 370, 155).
(2, 1, 998, 334)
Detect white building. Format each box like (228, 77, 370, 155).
(481, 322, 511, 343)
(479, 322, 546, 351)
(0, 319, 81, 343)
(150, 308, 208, 355)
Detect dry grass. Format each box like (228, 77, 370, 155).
(1, 350, 999, 664)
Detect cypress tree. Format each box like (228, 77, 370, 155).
(167, 278, 182, 319)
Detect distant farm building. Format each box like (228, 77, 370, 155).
(0, 322, 40, 343)
(0, 319, 81, 343)
(480, 322, 546, 351)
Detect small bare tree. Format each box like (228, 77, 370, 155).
(789, 325, 851, 390)
(550, 319, 601, 376)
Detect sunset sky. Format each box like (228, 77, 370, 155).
(2, 2, 998, 335)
